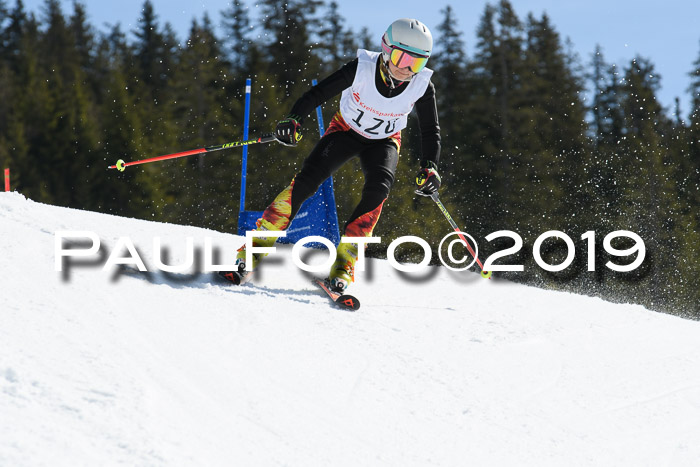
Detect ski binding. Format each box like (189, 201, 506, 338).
(312, 278, 360, 311)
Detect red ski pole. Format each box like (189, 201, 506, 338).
(108, 133, 277, 172)
(429, 192, 492, 279)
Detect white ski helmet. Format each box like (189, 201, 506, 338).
(381, 18, 433, 73)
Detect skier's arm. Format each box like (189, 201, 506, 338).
(288, 59, 358, 123)
(413, 81, 442, 196)
(414, 81, 441, 167)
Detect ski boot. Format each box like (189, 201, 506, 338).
(328, 241, 358, 293)
(218, 220, 280, 285)
(217, 245, 258, 285)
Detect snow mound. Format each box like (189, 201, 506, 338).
(2, 192, 700, 467)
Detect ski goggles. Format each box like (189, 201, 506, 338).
(381, 40, 429, 73)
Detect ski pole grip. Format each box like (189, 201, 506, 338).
(260, 133, 277, 144)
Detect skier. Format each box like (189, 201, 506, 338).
(222, 18, 442, 292)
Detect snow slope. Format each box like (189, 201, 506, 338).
(2, 191, 700, 467)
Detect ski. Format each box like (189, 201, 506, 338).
(312, 278, 361, 311)
(217, 269, 252, 286)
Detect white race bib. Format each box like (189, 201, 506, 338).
(339, 49, 433, 140)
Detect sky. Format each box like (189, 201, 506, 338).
(19, 0, 700, 118)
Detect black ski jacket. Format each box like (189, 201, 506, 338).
(289, 57, 441, 166)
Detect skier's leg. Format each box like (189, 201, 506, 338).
(260, 130, 360, 230)
(329, 141, 400, 291)
(222, 131, 360, 284)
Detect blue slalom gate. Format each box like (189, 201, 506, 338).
(237, 78, 341, 246)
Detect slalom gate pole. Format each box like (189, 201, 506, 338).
(108, 133, 277, 172)
(240, 78, 252, 212)
(430, 192, 492, 279)
(312, 79, 325, 135)
(4, 168, 9, 191)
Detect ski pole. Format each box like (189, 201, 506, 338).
(429, 192, 492, 279)
(108, 133, 278, 172)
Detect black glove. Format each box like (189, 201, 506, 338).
(274, 115, 303, 146)
(415, 161, 441, 196)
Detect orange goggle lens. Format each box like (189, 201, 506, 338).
(382, 43, 429, 73)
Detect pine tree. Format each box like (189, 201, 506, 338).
(30, 0, 77, 204)
(130, 0, 181, 220)
(133, 0, 170, 93)
(469, 0, 529, 238)
(356, 27, 373, 51)
(663, 45, 700, 315)
(316, 1, 355, 75)
(689, 41, 700, 125)
(221, 0, 256, 78)
(0, 0, 21, 66)
(166, 14, 240, 229)
(432, 5, 468, 160)
(91, 24, 158, 218)
(0, 0, 12, 170)
(523, 13, 587, 155)
(258, 0, 323, 97)
(589, 45, 607, 146)
(584, 48, 627, 286)
(589, 46, 626, 149)
(688, 41, 700, 207)
(615, 57, 680, 309)
(0, 0, 8, 49)
(520, 12, 588, 236)
(69, 1, 93, 72)
(36, 0, 102, 209)
(2, 2, 44, 197)
(429, 5, 488, 239)
(468, 3, 502, 226)
(132, 1, 179, 152)
(493, 0, 526, 154)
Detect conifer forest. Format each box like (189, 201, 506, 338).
(1, 0, 698, 317)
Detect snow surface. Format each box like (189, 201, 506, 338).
(2, 191, 700, 467)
